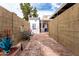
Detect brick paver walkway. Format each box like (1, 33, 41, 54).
(19, 32, 73, 56)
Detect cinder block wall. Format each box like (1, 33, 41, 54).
(0, 6, 29, 45)
(12, 13, 29, 44)
(21, 19, 29, 31)
(0, 6, 12, 33)
(12, 13, 22, 45)
(48, 4, 79, 55)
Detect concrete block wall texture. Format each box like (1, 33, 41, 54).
(48, 4, 79, 55)
(13, 13, 21, 33)
(0, 6, 12, 34)
(48, 20, 53, 37)
(12, 13, 29, 45)
(0, 6, 29, 45)
(21, 19, 29, 31)
(51, 18, 58, 41)
(48, 19, 58, 41)
(12, 13, 21, 45)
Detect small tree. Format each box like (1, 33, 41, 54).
(32, 8, 38, 17)
(20, 3, 38, 21)
(20, 3, 32, 21)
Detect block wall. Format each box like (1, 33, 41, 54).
(48, 4, 79, 55)
(0, 6, 29, 45)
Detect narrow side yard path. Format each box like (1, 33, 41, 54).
(20, 32, 73, 56)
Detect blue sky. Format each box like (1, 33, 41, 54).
(31, 3, 61, 11)
(0, 3, 62, 19)
(31, 3, 62, 18)
(31, 3, 54, 11)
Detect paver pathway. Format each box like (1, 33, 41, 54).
(19, 32, 73, 56)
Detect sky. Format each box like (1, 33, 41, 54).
(0, 3, 62, 19)
(31, 3, 62, 18)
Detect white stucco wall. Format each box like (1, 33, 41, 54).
(29, 19, 40, 34)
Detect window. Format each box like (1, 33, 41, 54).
(32, 24, 36, 30)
